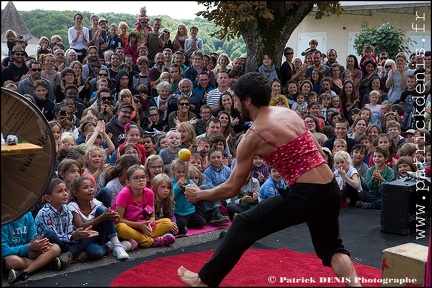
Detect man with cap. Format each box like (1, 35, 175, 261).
(98, 18, 108, 32)
(105, 101, 138, 148)
(1, 46, 29, 86)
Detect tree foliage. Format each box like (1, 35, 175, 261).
(353, 23, 411, 60)
(196, 1, 343, 72)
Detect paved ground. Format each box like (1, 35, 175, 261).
(1, 227, 228, 287)
(2, 208, 430, 287)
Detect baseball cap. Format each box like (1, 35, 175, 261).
(401, 129, 415, 137)
(118, 102, 134, 111)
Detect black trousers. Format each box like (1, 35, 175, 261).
(198, 177, 350, 287)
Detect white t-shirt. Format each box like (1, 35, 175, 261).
(68, 198, 103, 222)
(334, 166, 362, 192)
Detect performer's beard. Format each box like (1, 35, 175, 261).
(240, 101, 251, 122)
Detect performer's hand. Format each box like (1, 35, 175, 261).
(184, 184, 201, 203)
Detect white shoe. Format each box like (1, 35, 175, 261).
(121, 239, 138, 251)
(113, 245, 129, 260)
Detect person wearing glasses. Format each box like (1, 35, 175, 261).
(89, 67, 112, 94)
(91, 87, 115, 122)
(112, 164, 176, 249)
(167, 96, 198, 130)
(16, 61, 54, 101)
(1, 46, 29, 86)
(280, 47, 296, 91)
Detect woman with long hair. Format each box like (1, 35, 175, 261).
(339, 79, 360, 120)
(213, 91, 245, 134)
(342, 54, 363, 97)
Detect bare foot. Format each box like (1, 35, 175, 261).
(178, 266, 208, 287)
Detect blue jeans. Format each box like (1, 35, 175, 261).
(358, 190, 382, 210)
(96, 188, 112, 209)
(43, 206, 113, 260)
(92, 206, 118, 244)
(43, 230, 102, 259)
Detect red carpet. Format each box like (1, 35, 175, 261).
(110, 248, 381, 287)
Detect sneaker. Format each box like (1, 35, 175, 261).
(210, 211, 230, 225)
(8, 269, 29, 284)
(112, 244, 129, 260)
(73, 251, 88, 262)
(152, 234, 175, 247)
(58, 252, 72, 270)
(355, 201, 372, 209)
(121, 239, 138, 251)
(106, 241, 113, 253)
(48, 257, 61, 270)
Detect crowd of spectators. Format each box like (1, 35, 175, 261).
(1, 9, 431, 284)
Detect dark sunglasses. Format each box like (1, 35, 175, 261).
(134, 99, 141, 104)
(385, 65, 391, 68)
(31, 68, 42, 72)
(179, 102, 190, 106)
(380, 57, 388, 60)
(98, 73, 108, 76)
(285, 52, 294, 55)
(101, 97, 112, 101)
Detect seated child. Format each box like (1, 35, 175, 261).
(171, 159, 206, 234)
(333, 151, 362, 208)
(291, 92, 308, 113)
(252, 155, 269, 186)
(259, 166, 287, 201)
(203, 146, 233, 223)
(2, 211, 66, 284)
(350, 144, 369, 193)
(159, 129, 181, 174)
(332, 138, 348, 154)
(226, 170, 260, 215)
(34, 178, 100, 264)
(395, 156, 417, 179)
(356, 147, 395, 210)
(358, 134, 373, 166)
(152, 173, 180, 236)
(112, 165, 175, 248)
(188, 165, 230, 223)
(68, 176, 131, 260)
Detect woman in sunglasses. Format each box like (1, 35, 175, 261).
(167, 95, 198, 130)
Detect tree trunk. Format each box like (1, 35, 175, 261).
(240, 2, 314, 73)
